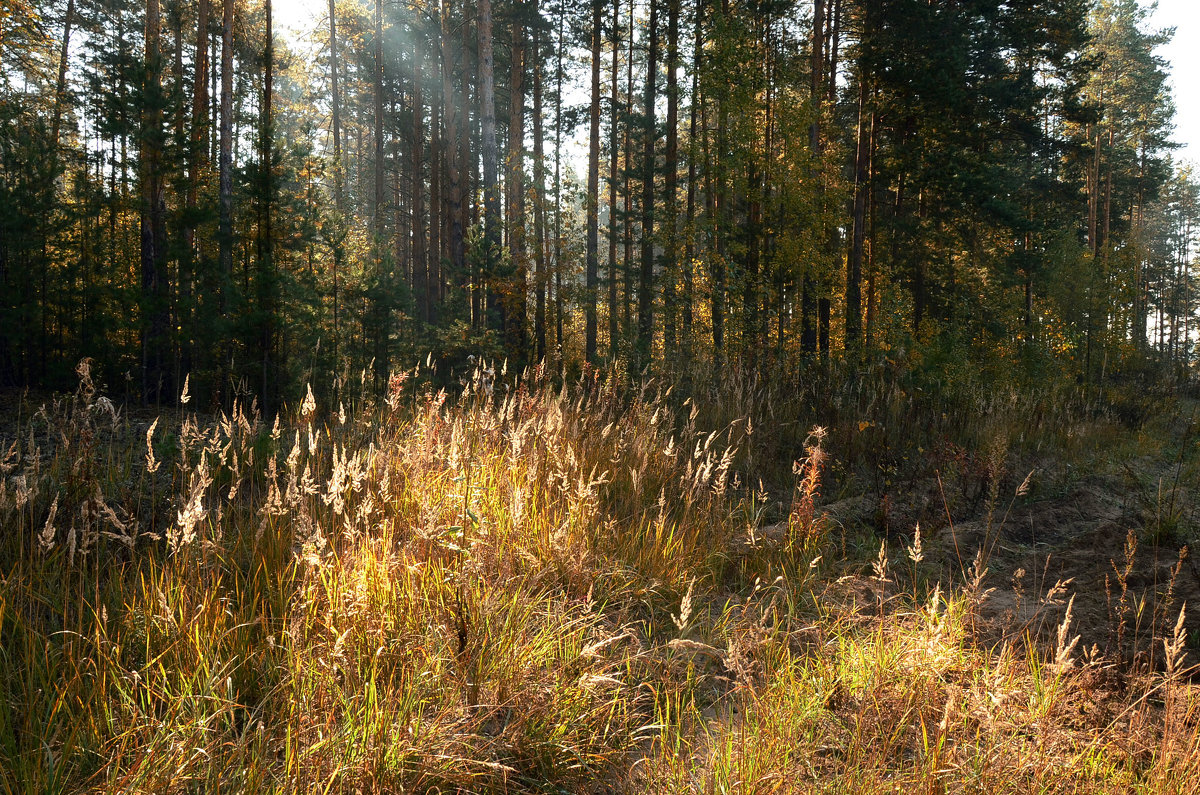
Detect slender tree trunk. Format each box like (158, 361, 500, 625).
(622, 0, 634, 337)
(801, 0, 824, 356)
(373, 0, 389, 387)
(508, 10, 527, 359)
(373, 0, 385, 233)
(479, 0, 501, 334)
(636, 0, 657, 369)
(431, 97, 443, 309)
(846, 70, 868, 350)
(50, 0, 76, 152)
(442, 0, 465, 304)
(413, 35, 428, 325)
(682, 0, 701, 363)
(533, 26, 547, 361)
(142, 0, 169, 403)
(818, 0, 838, 362)
(705, 90, 723, 362)
(328, 0, 343, 375)
(183, 0, 209, 378)
(607, 0, 620, 359)
(585, 0, 602, 363)
(553, 3, 565, 363)
(819, 0, 839, 361)
(259, 0, 275, 405)
(662, 0, 679, 360)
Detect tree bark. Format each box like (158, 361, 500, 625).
(183, 0, 208, 378)
(846, 70, 868, 350)
(607, 0, 620, 359)
(662, 0, 679, 359)
(141, 0, 169, 403)
(479, 0, 501, 333)
(802, 0, 824, 356)
(413, 34, 428, 324)
(259, 0, 275, 405)
(442, 0, 465, 303)
(636, 0, 657, 369)
(508, 8, 527, 359)
(553, 2, 565, 362)
(682, 0, 702, 363)
(533, 25, 547, 361)
(585, 0, 602, 363)
(50, 0, 76, 152)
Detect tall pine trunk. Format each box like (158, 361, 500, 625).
(801, 0, 823, 356)
(553, 3, 565, 363)
(607, 0, 620, 359)
(662, 0, 679, 359)
(585, 0, 602, 363)
(682, 0, 701, 363)
(636, 0, 657, 369)
(141, 0, 169, 403)
(183, 0, 208, 378)
(533, 26, 547, 361)
(508, 11, 527, 359)
(442, 1, 465, 306)
(328, 0, 343, 374)
(258, 0, 275, 406)
(846, 69, 868, 351)
(413, 35, 428, 325)
(50, 0, 76, 152)
(478, 0, 501, 334)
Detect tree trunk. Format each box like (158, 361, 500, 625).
(259, 0, 275, 406)
(607, 0, 620, 359)
(183, 0, 208, 378)
(413, 35, 428, 325)
(585, 0, 602, 363)
(553, 3, 565, 363)
(373, 0, 385, 234)
(478, 0, 501, 333)
(662, 0, 679, 359)
(508, 9, 527, 359)
(636, 0, 657, 369)
(50, 0, 76, 152)
(142, 0, 169, 403)
(622, 0, 634, 337)
(328, 0, 343, 374)
(442, 1, 465, 304)
(533, 25, 547, 361)
(846, 71, 868, 350)
(801, 0, 824, 356)
(683, 0, 701, 363)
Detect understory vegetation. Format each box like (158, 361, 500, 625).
(1, 358, 1197, 793)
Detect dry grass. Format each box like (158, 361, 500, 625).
(0, 360, 1196, 793)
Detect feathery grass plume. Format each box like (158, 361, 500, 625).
(301, 382, 316, 420)
(1164, 603, 1188, 678)
(907, 523, 925, 564)
(37, 494, 57, 551)
(872, 540, 890, 583)
(673, 577, 696, 634)
(1055, 594, 1081, 668)
(144, 418, 160, 473)
(0, 439, 18, 475)
(171, 451, 212, 553)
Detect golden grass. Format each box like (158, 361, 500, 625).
(0, 361, 1196, 793)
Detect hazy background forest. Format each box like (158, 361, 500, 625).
(2, 0, 1194, 403)
(7, 0, 1200, 791)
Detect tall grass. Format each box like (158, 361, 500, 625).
(0, 360, 1195, 793)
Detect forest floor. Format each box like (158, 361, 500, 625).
(1, 367, 1199, 792)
